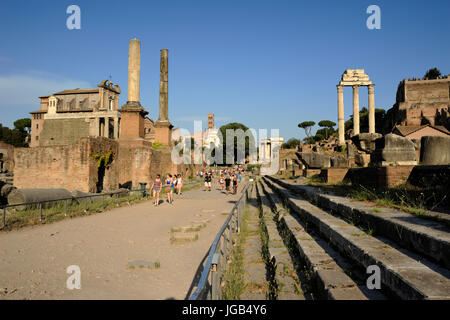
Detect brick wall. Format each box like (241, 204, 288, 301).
(377, 165, 414, 187)
(14, 137, 118, 192)
(320, 168, 349, 184)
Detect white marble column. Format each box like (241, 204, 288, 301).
(352, 85, 360, 135)
(368, 84, 375, 133)
(337, 85, 345, 145)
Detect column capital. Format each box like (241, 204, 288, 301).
(352, 84, 359, 90)
(337, 85, 343, 92)
(368, 84, 375, 92)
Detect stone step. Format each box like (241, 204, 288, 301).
(266, 175, 450, 269)
(255, 181, 306, 300)
(264, 177, 450, 300)
(259, 179, 380, 300)
(239, 182, 267, 300)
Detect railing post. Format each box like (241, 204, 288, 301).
(211, 253, 220, 300)
(223, 230, 228, 261)
(228, 224, 232, 254)
(39, 203, 43, 221)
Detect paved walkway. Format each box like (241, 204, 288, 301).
(0, 179, 246, 300)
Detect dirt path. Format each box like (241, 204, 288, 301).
(0, 179, 246, 300)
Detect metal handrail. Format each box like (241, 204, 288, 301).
(189, 182, 249, 300)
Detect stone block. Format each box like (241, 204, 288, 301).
(351, 133, 382, 153)
(330, 155, 348, 168)
(372, 134, 417, 166)
(299, 152, 330, 169)
(420, 136, 450, 165)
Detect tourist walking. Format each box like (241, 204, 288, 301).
(204, 172, 212, 191)
(166, 174, 174, 204)
(176, 174, 183, 195)
(225, 174, 231, 195)
(232, 174, 238, 194)
(151, 174, 162, 206)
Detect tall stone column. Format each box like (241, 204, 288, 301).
(158, 49, 169, 122)
(155, 49, 172, 146)
(337, 85, 345, 145)
(128, 39, 140, 103)
(113, 117, 119, 138)
(352, 85, 360, 135)
(119, 38, 148, 141)
(368, 84, 375, 133)
(94, 117, 100, 136)
(104, 117, 109, 138)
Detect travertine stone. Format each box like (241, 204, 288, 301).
(337, 86, 345, 145)
(114, 117, 119, 139)
(368, 84, 375, 133)
(158, 49, 169, 122)
(128, 39, 140, 103)
(104, 117, 109, 138)
(352, 85, 360, 135)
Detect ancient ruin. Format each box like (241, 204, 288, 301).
(337, 69, 376, 144)
(13, 39, 193, 193)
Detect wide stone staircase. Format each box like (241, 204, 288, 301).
(239, 176, 450, 300)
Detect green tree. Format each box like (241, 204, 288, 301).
(219, 122, 256, 165)
(345, 107, 386, 134)
(318, 120, 336, 139)
(281, 138, 301, 149)
(14, 118, 31, 133)
(298, 121, 315, 138)
(423, 68, 441, 80)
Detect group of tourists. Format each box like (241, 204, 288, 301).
(149, 167, 245, 207)
(149, 174, 183, 207)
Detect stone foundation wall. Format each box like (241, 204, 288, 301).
(39, 118, 91, 147)
(14, 137, 118, 192)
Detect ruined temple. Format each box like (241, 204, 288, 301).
(384, 76, 450, 133)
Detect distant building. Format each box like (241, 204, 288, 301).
(30, 80, 121, 147)
(172, 113, 221, 148)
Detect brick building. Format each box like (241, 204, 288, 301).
(384, 76, 450, 133)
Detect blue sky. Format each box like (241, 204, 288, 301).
(0, 0, 449, 140)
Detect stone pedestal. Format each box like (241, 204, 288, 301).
(119, 101, 148, 140)
(154, 121, 172, 146)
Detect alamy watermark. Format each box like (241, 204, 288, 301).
(66, 5, 81, 30)
(366, 5, 381, 30)
(66, 265, 81, 290)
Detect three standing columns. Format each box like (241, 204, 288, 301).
(337, 84, 376, 145)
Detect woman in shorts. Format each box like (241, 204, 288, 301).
(166, 174, 174, 204)
(151, 174, 162, 206)
(176, 174, 183, 195)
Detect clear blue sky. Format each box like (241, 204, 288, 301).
(0, 0, 449, 140)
